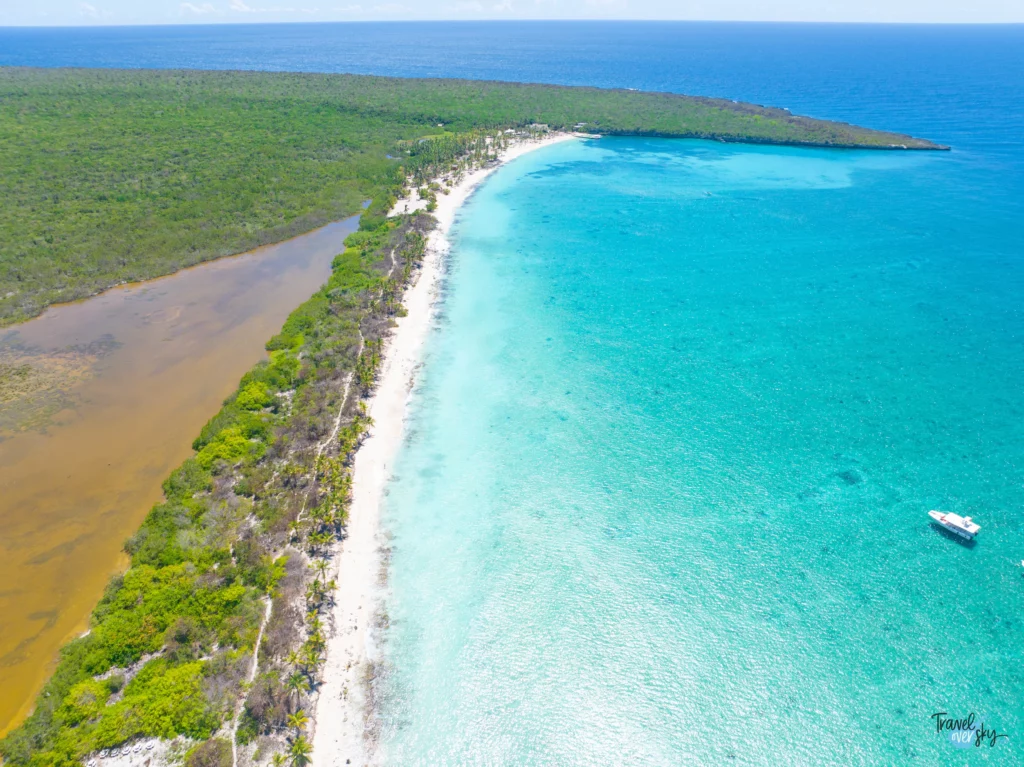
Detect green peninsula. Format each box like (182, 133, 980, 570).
(0, 67, 944, 326)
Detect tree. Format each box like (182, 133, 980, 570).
(313, 559, 329, 581)
(300, 645, 324, 676)
(307, 531, 332, 557)
(306, 629, 326, 655)
(186, 739, 231, 767)
(305, 578, 325, 606)
(286, 710, 309, 734)
(288, 736, 313, 767)
(285, 672, 310, 712)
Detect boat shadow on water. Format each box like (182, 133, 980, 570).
(929, 522, 978, 549)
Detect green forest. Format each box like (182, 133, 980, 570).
(0, 66, 942, 325)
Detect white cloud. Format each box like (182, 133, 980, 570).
(13, 0, 1024, 27)
(180, 2, 219, 14)
(230, 0, 308, 11)
(76, 1, 114, 18)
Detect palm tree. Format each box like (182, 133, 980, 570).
(307, 629, 326, 654)
(288, 736, 313, 767)
(285, 671, 310, 712)
(301, 644, 324, 674)
(286, 710, 309, 733)
(307, 626, 323, 651)
(271, 753, 287, 767)
(305, 578, 324, 606)
(308, 531, 332, 557)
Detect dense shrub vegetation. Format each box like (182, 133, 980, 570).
(0, 210, 434, 767)
(0, 67, 941, 325)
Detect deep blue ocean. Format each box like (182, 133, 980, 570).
(4, 22, 1023, 765)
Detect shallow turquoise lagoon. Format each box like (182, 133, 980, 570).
(379, 138, 1023, 765)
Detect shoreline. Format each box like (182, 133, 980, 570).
(0, 216, 363, 332)
(310, 131, 576, 767)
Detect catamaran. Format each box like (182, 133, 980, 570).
(928, 510, 980, 540)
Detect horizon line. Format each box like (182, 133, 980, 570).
(3, 19, 1024, 29)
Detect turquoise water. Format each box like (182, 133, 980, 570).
(379, 138, 1024, 764)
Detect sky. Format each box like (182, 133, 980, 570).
(1, 0, 1022, 26)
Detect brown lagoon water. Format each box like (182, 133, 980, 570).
(0, 218, 357, 735)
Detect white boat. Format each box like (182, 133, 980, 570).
(928, 510, 980, 540)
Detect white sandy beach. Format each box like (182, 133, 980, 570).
(310, 132, 576, 767)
